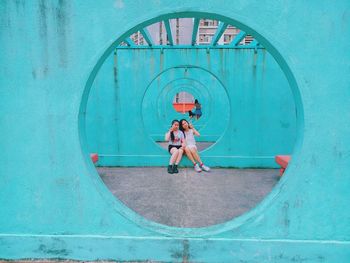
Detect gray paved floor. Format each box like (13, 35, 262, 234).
(98, 167, 279, 228)
(0, 259, 153, 263)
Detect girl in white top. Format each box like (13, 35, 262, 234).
(179, 119, 210, 172)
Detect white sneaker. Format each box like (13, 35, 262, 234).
(194, 163, 202, 172)
(200, 164, 210, 172)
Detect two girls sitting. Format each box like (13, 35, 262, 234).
(165, 119, 210, 174)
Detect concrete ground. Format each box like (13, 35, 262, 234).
(0, 260, 157, 263)
(98, 167, 279, 228)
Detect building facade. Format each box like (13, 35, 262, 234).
(197, 19, 253, 45)
(130, 19, 254, 46)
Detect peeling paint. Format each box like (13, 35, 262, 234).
(55, 0, 70, 67)
(38, 0, 49, 75)
(282, 201, 290, 235)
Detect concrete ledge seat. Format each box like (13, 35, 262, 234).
(90, 153, 99, 164)
(275, 155, 291, 176)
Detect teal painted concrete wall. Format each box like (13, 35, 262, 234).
(1, 1, 350, 262)
(86, 48, 296, 167)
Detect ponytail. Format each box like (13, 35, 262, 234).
(179, 118, 188, 138)
(170, 119, 179, 142)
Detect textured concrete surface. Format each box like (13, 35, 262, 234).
(99, 167, 279, 227)
(3, 1, 349, 261)
(0, 261, 156, 263)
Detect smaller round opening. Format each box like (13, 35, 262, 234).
(156, 88, 214, 152)
(172, 91, 195, 114)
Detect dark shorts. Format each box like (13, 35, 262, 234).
(168, 145, 182, 153)
(195, 109, 202, 116)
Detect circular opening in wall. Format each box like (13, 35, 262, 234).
(80, 13, 302, 230)
(172, 91, 195, 114)
(143, 65, 230, 154)
(154, 83, 220, 152)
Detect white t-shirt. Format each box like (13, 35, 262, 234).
(184, 129, 196, 146)
(168, 130, 185, 146)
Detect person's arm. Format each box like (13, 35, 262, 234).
(165, 127, 173, 141)
(165, 132, 170, 141)
(189, 123, 200, 136)
(180, 132, 186, 149)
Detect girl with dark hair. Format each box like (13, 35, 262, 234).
(165, 119, 185, 174)
(179, 119, 210, 172)
(194, 99, 202, 120)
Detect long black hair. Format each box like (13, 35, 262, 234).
(179, 119, 189, 138)
(170, 119, 179, 141)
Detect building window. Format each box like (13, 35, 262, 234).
(224, 34, 232, 43)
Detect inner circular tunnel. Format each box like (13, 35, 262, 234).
(79, 13, 303, 229)
(144, 67, 229, 152)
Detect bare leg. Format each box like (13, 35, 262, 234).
(190, 147, 202, 164)
(185, 147, 196, 165)
(175, 148, 184, 164)
(169, 148, 179, 164)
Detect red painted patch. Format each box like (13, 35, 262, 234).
(90, 153, 99, 164)
(172, 103, 195, 113)
(275, 155, 291, 176)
